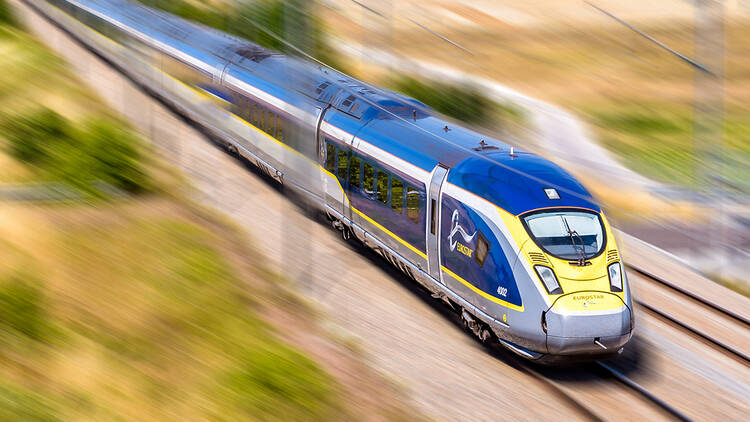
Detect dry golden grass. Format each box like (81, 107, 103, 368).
(0, 198, 423, 421)
(328, 10, 750, 190)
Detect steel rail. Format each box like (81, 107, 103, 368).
(635, 300, 750, 365)
(595, 361, 693, 422)
(626, 264, 750, 327)
(518, 364, 604, 422)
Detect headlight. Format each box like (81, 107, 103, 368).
(608, 262, 623, 292)
(534, 265, 563, 295)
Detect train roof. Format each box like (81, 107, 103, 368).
(82, 0, 600, 215)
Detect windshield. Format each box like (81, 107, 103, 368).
(522, 210, 605, 261)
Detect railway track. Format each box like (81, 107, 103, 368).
(627, 264, 750, 366)
(514, 351, 693, 422)
(517, 264, 750, 422)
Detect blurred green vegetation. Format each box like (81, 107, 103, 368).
(1, 108, 152, 195)
(137, 0, 343, 69)
(0, 273, 51, 342)
(0, 0, 16, 27)
(0, 25, 156, 191)
(587, 103, 750, 187)
(391, 76, 523, 126)
(714, 275, 750, 299)
(0, 208, 343, 420)
(0, 381, 59, 422)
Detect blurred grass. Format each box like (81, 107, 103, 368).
(587, 103, 750, 186)
(0, 381, 59, 422)
(0, 24, 157, 194)
(0, 204, 342, 421)
(0, 0, 16, 28)
(2, 108, 153, 195)
(137, 0, 345, 71)
(339, 13, 750, 188)
(391, 76, 525, 126)
(714, 275, 750, 298)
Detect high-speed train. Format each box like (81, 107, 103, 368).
(31, 0, 633, 361)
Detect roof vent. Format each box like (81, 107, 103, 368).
(315, 82, 331, 95)
(473, 140, 499, 151)
(235, 46, 273, 63)
(342, 95, 356, 107)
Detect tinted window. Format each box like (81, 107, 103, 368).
(363, 163, 374, 196)
(337, 149, 348, 181)
(406, 186, 420, 224)
(325, 143, 336, 173)
(260, 108, 267, 131)
(252, 103, 259, 127)
(376, 170, 388, 205)
(268, 113, 277, 134)
(276, 117, 283, 141)
(475, 231, 490, 267)
(349, 156, 361, 188)
(391, 177, 404, 214)
(523, 211, 605, 261)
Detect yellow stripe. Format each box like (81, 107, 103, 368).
(320, 167, 426, 259)
(441, 266, 525, 312)
(229, 112, 310, 159)
(351, 207, 427, 260)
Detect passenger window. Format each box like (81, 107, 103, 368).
(349, 156, 361, 188)
(475, 231, 490, 267)
(276, 117, 283, 141)
(252, 103, 259, 127)
(406, 186, 420, 224)
(391, 177, 404, 214)
(234, 95, 243, 117)
(266, 111, 276, 136)
(325, 143, 336, 173)
(376, 170, 388, 205)
(243, 99, 251, 121)
(260, 108, 267, 131)
(337, 149, 348, 181)
(363, 163, 374, 196)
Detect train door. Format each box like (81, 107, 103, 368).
(315, 104, 331, 202)
(427, 164, 449, 283)
(316, 106, 351, 217)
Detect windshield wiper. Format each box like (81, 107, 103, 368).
(561, 216, 587, 266)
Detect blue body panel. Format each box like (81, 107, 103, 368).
(441, 196, 523, 307)
(71, 0, 601, 217)
(449, 153, 600, 216)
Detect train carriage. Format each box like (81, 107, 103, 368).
(31, 0, 634, 361)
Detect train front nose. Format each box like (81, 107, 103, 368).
(544, 292, 633, 355)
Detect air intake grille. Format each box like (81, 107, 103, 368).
(606, 249, 619, 263)
(528, 252, 550, 265)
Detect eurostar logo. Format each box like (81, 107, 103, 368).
(448, 210, 476, 259)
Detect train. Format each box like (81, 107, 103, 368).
(30, 0, 634, 362)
